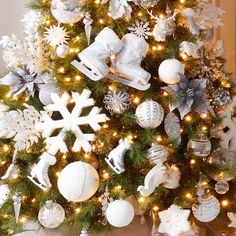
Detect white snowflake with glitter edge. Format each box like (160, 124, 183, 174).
(158, 204, 191, 236)
(0, 104, 41, 151)
(128, 21, 152, 39)
(36, 89, 108, 154)
(44, 24, 70, 47)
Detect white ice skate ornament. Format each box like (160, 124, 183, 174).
(181, 8, 199, 36)
(28, 152, 56, 190)
(72, 27, 123, 81)
(102, 0, 132, 19)
(72, 27, 151, 91)
(109, 28, 151, 90)
(105, 138, 132, 174)
(137, 162, 167, 196)
(83, 12, 93, 45)
(179, 41, 203, 58)
(36, 90, 108, 154)
(211, 96, 236, 152)
(147, 10, 177, 42)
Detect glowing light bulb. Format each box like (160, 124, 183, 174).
(138, 197, 145, 203)
(153, 206, 159, 211)
(3, 144, 9, 152)
(75, 207, 81, 214)
(58, 67, 65, 73)
(185, 193, 192, 199)
(221, 200, 229, 207)
(185, 115, 192, 122)
(190, 159, 196, 165)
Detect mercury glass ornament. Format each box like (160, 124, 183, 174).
(147, 143, 168, 165)
(38, 200, 65, 228)
(208, 150, 236, 182)
(215, 180, 229, 195)
(187, 136, 211, 157)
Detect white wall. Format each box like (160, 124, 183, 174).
(0, 0, 28, 73)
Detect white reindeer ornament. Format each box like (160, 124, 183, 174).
(28, 152, 56, 190)
(105, 138, 132, 174)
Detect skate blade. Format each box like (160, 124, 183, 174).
(27, 176, 49, 191)
(1, 163, 15, 180)
(105, 158, 124, 174)
(107, 73, 150, 91)
(71, 59, 103, 81)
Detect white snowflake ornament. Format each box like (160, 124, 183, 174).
(158, 204, 191, 236)
(128, 21, 152, 39)
(37, 89, 108, 154)
(44, 24, 70, 47)
(0, 105, 41, 151)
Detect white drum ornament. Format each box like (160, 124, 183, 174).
(38, 200, 65, 228)
(135, 100, 164, 129)
(57, 161, 99, 202)
(106, 200, 135, 227)
(39, 83, 60, 105)
(192, 195, 220, 222)
(158, 59, 185, 84)
(51, 0, 85, 24)
(56, 44, 69, 58)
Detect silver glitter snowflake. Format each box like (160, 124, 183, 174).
(128, 21, 152, 39)
(103, 91, 130, 115)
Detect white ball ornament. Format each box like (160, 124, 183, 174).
(39, 83, 60, 105)
(0, 184, 10, 207)
(38, 200, 65, 228)
(57, 161, 99, 202)
(192, 195, 220, 222)
(106, 200, 135, 227)
(51, 0, 85, 24)
(158, 59, 185, 84)
(56, 44, 69, 58)
(135, 100, 164, 129)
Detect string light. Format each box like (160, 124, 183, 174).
(3, 144, 10, 152)
(99, 19, 104, 24)
(131, 96, 141, 105)
(201, 126, 207, 131)
(20, 216, 27, 223)
(201, 113, 208, 119)
(64, 77, 71, 82)
(98, 197, 103, 202)
(58, 67, 65, 73)
(185, 193, 192, 199)
(190, 159, 196, 165)
(62, 154, 67, 160)
(156, 135, 163, 142)
(115, 185, 122, 191)
(103, 124, 109, 129)
(75, 75, 81, 81)
(5, 92, 12, 99)
(75, 207, 81, 214)
(152, 206, 159, 211)
(163, 91, 168, 96)
(95, 0, 100, 4)
(221, 199, 229, 207)
(185, 115, 192, 122)
(56, 172, 60, 177)
(138, 197, 145, 203)
(138, 12, 143, 17)
(103, 172, 109, 179)
(180, 0, 185, 3)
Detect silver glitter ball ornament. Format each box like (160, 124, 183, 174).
(38, 200, 65, 228)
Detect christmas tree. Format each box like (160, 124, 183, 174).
(0, 0, 235, 235)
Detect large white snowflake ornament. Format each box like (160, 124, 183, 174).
(44, 24, 70, 47)
(0, 105, 41, 151)
(158, 204, 191, 236)
(37, 89, 108, 154)
(128, 21, 152, 39)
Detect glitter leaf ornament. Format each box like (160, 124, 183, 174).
(164, 112, 181, 145)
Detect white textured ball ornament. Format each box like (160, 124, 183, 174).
(51, 0, 85, 24)
(38, 200, 65, 228)
(192, 195, 220, 222)
(158, 59, 185, 84)
(39, 83, 60, 105)
(56, 44, 69, 58)
(57, 161, 99, 202)
(135, 100, 164, 129)
(106, 200, 135, 227)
